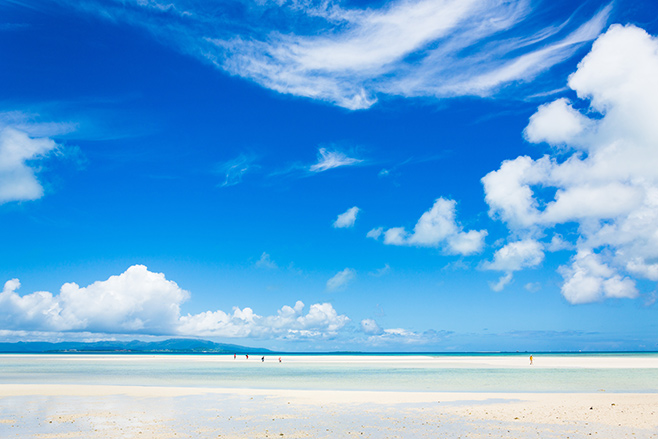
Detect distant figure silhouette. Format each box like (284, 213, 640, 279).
(261, 356, 265, 362)
(529, 355, 533, 365)
(233, 353, 236, 359)
(246, 354, 248, 360)
(279, 357, 282, 363)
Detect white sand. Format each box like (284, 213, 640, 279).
(0, 384, 657, 438)
(5, 353, 658, 368)
(1, 354, 657, 438)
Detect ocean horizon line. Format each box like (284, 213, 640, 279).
(3, 350, 658, 356)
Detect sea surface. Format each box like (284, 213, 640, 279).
(1, 353, 657, 393)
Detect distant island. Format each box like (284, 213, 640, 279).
(0, 338, 272, 354)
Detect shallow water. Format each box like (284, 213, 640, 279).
(1, 354, 657, 392)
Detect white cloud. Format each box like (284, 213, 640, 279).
(70, 0, 610, 109)
(559, 251, 638, 304)
(0, 127, 58, 204)
(366, 227, 383, 240)
(379, 198, 487, 255)
(178, 301, 350, 339)
(255, 252, 277, 269)
(310, 148, 362, 172)
(489, 273, 513, 292)
(326, 268, 356, 291)
(547, 234, 575, 252)
(485, 239, 544, 272)
(369, 264, 390, 277)
(0, 111, 76, 138)
(0, 265, 189, 334)
(217, 154, 257, 187)
(626, 258, 658, 282)
(0, 266, 352, 340)
(483, 239, 544, 291)
(215, 1, 609, 109)
(60, 265, 189, 334)
(524, 282, 541, 293)
(524, 98, 592, 146)
(333, 206, 360, 228)
(364, 328, 451, 346)
(0, 111, 78, 204)
(482, 24, 658, 303)
(360, 318, 384, 335)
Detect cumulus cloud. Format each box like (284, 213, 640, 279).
(0, 266, 351, 340)
(524, 98, 593, 145)
(559, 251, 638, 304)
(333, 206, 360, 228)
(310, 148, 362, 172)
(482, 24, 658, 303)
(377, 198, 487, 255)
(484, 239, 545, 272)
(0, 265, 189, 334)
(178, 300, 350, 339)
(326, 268, 356, 291)
(66, 0, 610, 109)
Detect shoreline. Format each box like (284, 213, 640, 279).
(2, 352, 658, 368)
(2, 354, 657, 437)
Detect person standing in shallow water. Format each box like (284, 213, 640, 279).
(261, 356, 265, 362)
(530, 355, 533, 365)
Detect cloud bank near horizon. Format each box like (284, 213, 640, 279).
(0, 265, 427, 345)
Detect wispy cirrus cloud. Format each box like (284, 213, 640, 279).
(59, 0, 611, 109)
(255, 251, 277, 269)
(326, 267, 356, 291)
(310, 148, 362, 172)
(268, 146, 364, 179)
(216, 153, 259, 187)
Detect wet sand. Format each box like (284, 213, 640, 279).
(1, 354, 657, 438)
(0, 384, 657, 438)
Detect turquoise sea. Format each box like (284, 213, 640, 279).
(1, 353, 657, 393)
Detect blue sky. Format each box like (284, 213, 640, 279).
(1, 0, 658, 351)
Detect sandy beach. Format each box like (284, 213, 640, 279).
(1, 384, 657, 438)
(1, 354, 657, 438)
